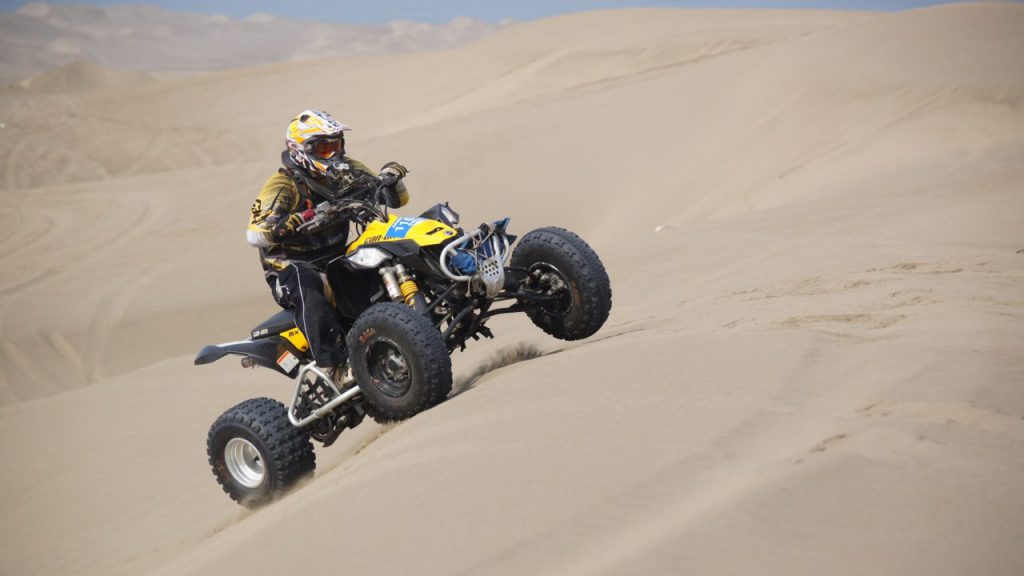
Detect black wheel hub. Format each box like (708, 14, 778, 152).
(527, 262, 573, 315)
(366, 338, 412, 398)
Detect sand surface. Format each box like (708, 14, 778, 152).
(1, 3, 1023, 575)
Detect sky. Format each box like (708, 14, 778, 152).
(0, 0, 1014, 24)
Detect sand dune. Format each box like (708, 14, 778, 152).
(16, 59, 154, 93)
(1, 3, 1023, 575)
(0, 2, 504, 85)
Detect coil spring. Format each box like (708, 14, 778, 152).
(399, 280, 419, 305)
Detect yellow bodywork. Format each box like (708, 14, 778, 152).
(346, 215, 458, 254)
(277, 218, 456, 353)
(281, 327, 310, 352)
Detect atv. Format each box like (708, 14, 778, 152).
(196, 183, 612, 508)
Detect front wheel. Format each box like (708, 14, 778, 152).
(347, 302, 453, 423)
(207, 397, 316, 509)
(511, 227, 612, 340)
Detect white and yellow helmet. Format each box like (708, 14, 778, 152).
(285, 109, 351, 178)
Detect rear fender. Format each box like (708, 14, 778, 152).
(194, 336, 303, 378)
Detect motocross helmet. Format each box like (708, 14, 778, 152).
(285, 109, 351, 179)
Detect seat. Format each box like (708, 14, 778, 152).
(250, 308, 296, 339)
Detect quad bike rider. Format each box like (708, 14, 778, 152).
(247, 109, 409, 374)
(198, 109, 613, 508)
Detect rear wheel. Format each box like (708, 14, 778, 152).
(207, 397, 315, 508)
(511, 227, 612, 340)
(347, 303, 453, 422)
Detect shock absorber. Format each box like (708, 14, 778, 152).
(379, 267, 404, 302)
(395, 264, 428, 310)
(395, 264, 418, 305)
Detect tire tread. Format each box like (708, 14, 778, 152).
(207, 397, 315, 508)
(347, 303, 453, 423)
(511, 227, 612, 340)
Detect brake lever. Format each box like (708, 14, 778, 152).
(297, 217, 322, 234)
(296, 201, 336, 233)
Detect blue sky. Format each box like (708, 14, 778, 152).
(0, 0, 1014, 24)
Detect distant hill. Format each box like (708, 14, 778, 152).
(0, 2, 508, 85)
(16, 58, 154, 92)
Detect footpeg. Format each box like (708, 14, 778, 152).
(287, 363, 361, 427)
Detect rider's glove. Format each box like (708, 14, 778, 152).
(377, 162, 408, 210)
(380, 161, 409, 180)
(273, 210, 315, 240)
(377, 185, 401, 209)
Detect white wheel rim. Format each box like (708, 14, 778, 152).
(224, 438, 265, 488)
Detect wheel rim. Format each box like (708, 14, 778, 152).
(224, 437, 266, 489)
(528, 262, 574, 315)
(366, 337, 412, 398)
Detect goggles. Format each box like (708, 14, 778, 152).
(308, 136, 345, 159)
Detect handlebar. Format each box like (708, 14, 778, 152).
(296, 191, 389, 234)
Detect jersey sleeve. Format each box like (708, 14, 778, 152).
(247, 173, 301, 247)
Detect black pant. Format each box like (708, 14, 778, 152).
(270, 261, 347, 368)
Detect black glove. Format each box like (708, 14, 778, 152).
(273, 212, 307, 240)
(377, 162, 407, 209)
(377, 185, 401, 209)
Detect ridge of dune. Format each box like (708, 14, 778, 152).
(0, 3, 1022, 576)
(15, 58, 154, 93)
(15, 2, 53, 17)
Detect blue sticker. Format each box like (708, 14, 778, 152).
(385, 217, 423, 239)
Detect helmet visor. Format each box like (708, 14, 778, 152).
(309, 137, 345, 159)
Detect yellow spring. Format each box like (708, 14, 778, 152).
(399, 280, 419, 305)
